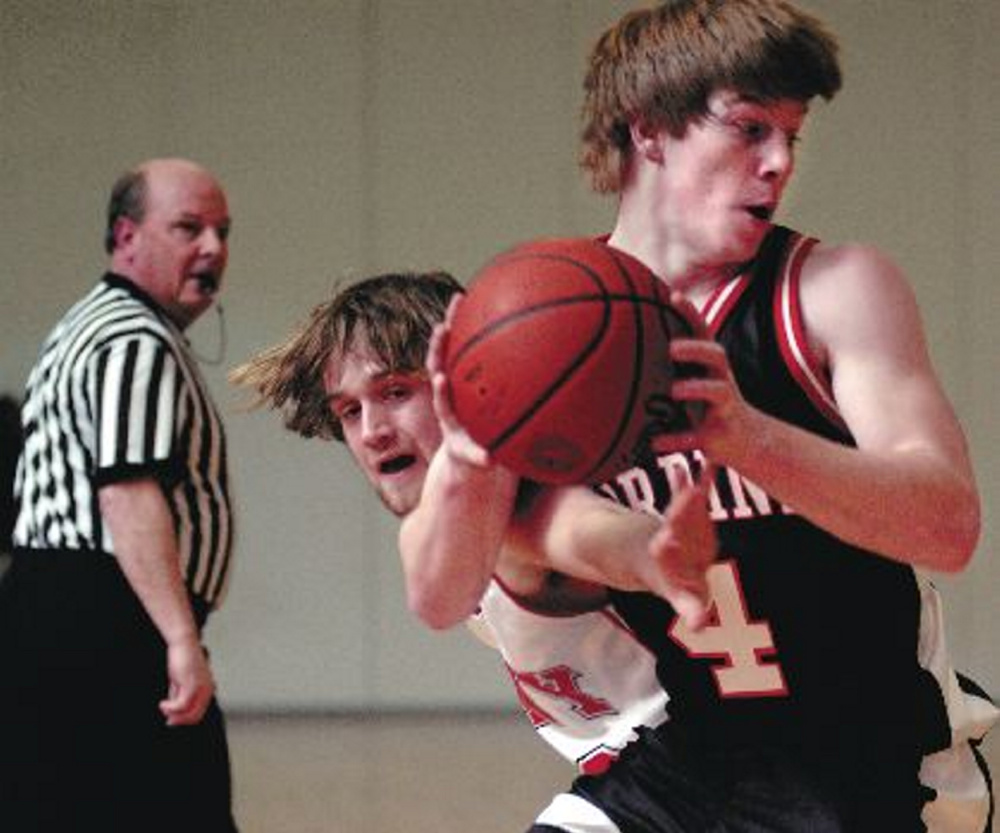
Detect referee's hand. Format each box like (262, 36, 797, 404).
(159, 636, 215, 726)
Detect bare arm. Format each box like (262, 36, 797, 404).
(663, 244, 979, 572)
(508, 469, 716, 629)
(400, 299, 717, 630)
(399, 446, 519, 629)
(398, 310, 520, 630)
(99, 478, 214, 725)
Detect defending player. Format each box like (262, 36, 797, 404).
(230, 272, 706, 773)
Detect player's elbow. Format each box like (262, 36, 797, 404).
(933, 492, 981, 574)
(912, 482, 980, 573)
(410, 603, 467, 631)
(406, 583, 471, 631)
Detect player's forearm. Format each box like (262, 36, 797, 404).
(398, 450, 519, 629)
(99, 479, 202, 646)
(517, 486, 658, 592)
(728, 409, 980, 572)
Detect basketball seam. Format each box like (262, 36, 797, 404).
(451, 251, 620, 461)
(486, 296, 613, 457)
(449, 244, 690, 482)
(448, 294, 669, 361)
(578, 247, 646, 482)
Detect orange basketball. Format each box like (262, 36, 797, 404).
(445, 237, 702, 485)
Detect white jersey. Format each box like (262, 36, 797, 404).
(472, 574, 995, 833)
(915, 573, 997, 833)
(471, 577, 668, 774)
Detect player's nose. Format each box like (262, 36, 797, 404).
(758, 132, 795, 182)
(361, 403, 394, 448)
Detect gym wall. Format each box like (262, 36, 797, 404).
(1, 0, 997, 710)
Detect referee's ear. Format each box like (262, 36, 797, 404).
(109, 217, 138, 256)
(108, 218, 141, 273)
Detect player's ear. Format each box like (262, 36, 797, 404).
(629, 118, 665, 164)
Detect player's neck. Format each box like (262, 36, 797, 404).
(607, 223, 736, 306)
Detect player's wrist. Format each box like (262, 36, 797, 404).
(163, 625, 202, 650)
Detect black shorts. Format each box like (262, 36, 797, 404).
(528, 723, 925, 833)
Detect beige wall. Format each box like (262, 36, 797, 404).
(2, 0, 997, 710)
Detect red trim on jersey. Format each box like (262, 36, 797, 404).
(702, 273, 752, 335)
(596, 607, 660, 658)
(578, 747, 619, 775)
(491, 572, 569, 618)
(772, 235, 848, 433)
(598, 606, 640, 636)
(490, 574, 653, 652)
(489, 572, 609, 621)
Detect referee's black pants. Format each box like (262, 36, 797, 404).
(0, 550, 239, 832)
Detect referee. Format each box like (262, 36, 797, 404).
(0, 158, 239, 832)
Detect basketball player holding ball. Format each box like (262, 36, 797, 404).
(403, 1, 996, 831)
(235, 267, 993, 833)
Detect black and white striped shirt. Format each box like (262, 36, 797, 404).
(13, 274, 233, 608)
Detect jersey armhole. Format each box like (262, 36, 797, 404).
(772, 235, 849, 433)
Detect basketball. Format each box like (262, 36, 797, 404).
(445, 237, 702, 485)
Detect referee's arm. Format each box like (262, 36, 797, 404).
(99, 477, 215, 726)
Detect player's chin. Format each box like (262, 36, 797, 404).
(376, 480, 423, 518)
(725, 213, 771, 257)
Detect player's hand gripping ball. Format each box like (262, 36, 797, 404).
(444, 237, 703, 485)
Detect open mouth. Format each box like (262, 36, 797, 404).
(194, 272, 219, 294)
(379, 455, 416, 475)
(746, 205, 774, 221)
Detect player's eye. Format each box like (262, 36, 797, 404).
(335, 402, 361, 423)
(383, 384, 412, 403)
(738, 120, 769, 142)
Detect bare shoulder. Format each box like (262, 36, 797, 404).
(802, 239, 909, 292)
(798, 240, 922, 361)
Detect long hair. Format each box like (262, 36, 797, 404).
(230, 271, 463, 441)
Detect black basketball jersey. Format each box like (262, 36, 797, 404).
(601, 226, 951, 770)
